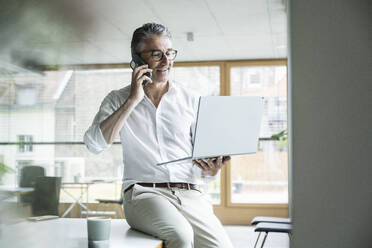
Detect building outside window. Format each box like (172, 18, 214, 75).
(17, 135, 33, 153)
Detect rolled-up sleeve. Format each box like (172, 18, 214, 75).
(202, 171, 220, 184)
(84, 91, 119, 154)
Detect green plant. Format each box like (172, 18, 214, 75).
(0, 162, 14, 182)
(271, 130, 288, 147)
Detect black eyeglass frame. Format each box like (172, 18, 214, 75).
(140, 49, 178, 62)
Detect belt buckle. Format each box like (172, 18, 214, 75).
(152, 183, 156, 188)
(187, 183, 190, 190)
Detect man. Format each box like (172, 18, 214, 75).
(84, 23, 233, 248)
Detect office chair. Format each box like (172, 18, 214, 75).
(32, 176, 62, 216)
(254, 222, 292, 248)
(251, 216, 292, 248)
(251, 216, 291, 225)
(19, 165, 45, 204)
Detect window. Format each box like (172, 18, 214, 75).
(17, 87, 38, 105)
(229, 63, 288, 204)
(170, 65, 220, 96)
(17, 135, 33, 153)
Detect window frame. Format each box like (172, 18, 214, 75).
(225, 59, 289, 205)
(56, 59, 289, 223)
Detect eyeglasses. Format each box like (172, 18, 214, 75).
(141, 49, 178, 62)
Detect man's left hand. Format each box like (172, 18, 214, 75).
(192, 156, 231, 177)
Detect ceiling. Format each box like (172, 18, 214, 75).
(0, 0, 287, 67)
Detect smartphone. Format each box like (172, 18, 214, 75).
(130, 54, 152, 86)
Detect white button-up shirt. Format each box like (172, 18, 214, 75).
(84, 81, 216, 191)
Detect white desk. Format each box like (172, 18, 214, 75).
(0, 218, 163, 248)
(0, 185, 34, 194)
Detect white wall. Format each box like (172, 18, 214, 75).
(289, 0, 372, 247)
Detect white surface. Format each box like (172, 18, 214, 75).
(0, 218, 162, 248)
(193, 96, 264, 158)
(0, 185, 34, 193)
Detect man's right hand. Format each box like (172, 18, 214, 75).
(128, 64, 153, 104)
(99, 64, 152, 145)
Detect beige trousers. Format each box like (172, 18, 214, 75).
(123, 184, 234, 248)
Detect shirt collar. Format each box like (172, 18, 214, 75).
(143, 80, 176, 104)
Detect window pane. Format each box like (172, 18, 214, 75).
(59, 69, 132, 142)
(230, 65, 288, 204)
(172, 65, 221, 204)
(171, 66, 220, 96)
(231, 141, 288, 203)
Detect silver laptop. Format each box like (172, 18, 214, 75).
(157, 96, 264, 166)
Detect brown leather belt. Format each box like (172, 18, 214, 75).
(125, 182, 198, 193)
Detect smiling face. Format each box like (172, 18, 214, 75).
(140, 35, 173, 84)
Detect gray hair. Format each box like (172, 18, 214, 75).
(131, 23, 172, 56)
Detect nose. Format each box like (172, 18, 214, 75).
(160, 53, 169, 66)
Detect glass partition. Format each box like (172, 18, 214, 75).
(0, 65, 222, 204)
